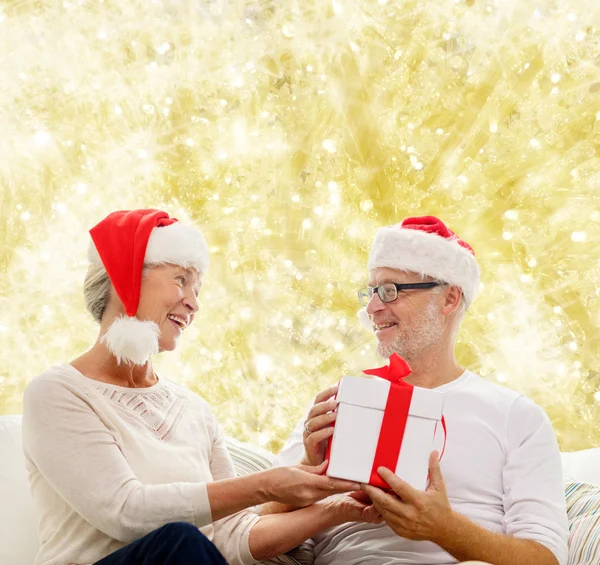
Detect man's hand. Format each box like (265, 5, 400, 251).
(363, 452, 559, 565)
(361, 451, 453, 543)
(301, 385, 339, 466)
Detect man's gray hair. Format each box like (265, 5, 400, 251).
(416, 272, 468, 316)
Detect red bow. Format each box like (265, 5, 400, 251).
(362, 352, 412, 382)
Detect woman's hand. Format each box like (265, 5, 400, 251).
(322, 491, 384, 526)
(302, 385, 339, 466)
(249, 492, 382, 561)
(264, 461, 361, 507)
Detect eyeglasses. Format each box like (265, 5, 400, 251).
(357, 282, 442, 306)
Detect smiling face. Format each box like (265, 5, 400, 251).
(135, 264, 202, 353)
(365, 267, 455, 362)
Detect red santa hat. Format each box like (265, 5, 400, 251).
(358, 215, 480, 330)
(88, 209, 209, 365)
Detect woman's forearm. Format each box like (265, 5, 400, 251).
(206, 472, 270, 521)
(206, 464, 360, 524)
(248, 501, 340, 561)
(258, 501, 297, 515)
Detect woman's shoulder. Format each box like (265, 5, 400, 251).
(24, 364, 90, 404)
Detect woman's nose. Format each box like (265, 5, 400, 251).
(183, 291, 199, 313)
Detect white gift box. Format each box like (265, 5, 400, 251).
(326, 375, 444, 490)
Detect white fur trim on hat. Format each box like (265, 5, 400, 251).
(145, 222, 209, 273)
(88, 221, 210, 274)
(100, 316, 160, 365)
(368, 227, 480, 306)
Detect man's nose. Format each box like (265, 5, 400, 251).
(365, 291, 385, 315)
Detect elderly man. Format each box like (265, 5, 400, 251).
(272, 216, 568, 565)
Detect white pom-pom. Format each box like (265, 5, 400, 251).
(357, 308, 373, 331)
(100, 316, 160, 365)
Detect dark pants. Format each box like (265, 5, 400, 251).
(93, 522, 229, 565)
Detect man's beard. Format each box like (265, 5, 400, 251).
(376, 298, 444, 362)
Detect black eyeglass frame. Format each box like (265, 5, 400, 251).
(357, 282, 442, 306)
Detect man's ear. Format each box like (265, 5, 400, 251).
(442, 285, 463, 316)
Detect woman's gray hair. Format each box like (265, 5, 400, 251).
(84, 264, 154, 323)
(83, 264, 112, 324)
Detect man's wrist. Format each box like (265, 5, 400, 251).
(431, 509, 467, 548)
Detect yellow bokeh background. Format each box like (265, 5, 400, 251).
(1, 0, 600, 453)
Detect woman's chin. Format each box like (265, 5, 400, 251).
(157, 339, 178, 353)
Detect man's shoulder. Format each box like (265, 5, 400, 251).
(457, 371, 548, 422)
(457, 371, 522, 404)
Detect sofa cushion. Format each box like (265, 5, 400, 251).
(226, 436, 275, 474)
(0, 415, 39, 565)
(562, 449, 600, 487)
(565, 478, 600, 565)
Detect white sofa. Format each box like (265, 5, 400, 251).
(2, 414, 600, 565)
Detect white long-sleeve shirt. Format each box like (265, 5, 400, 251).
(274, 370, 569, 565)
(22, 365, 259, 565)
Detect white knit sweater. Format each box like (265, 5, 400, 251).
(22, 365, 259, 565)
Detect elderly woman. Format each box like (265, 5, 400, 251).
(22, 209, 380, 565)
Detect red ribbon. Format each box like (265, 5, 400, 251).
(363, 353, 414, 489)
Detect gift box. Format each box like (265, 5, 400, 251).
(326, 354, 445, 490)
